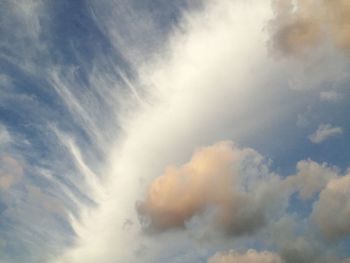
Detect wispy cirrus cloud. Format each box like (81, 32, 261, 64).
(309, 124, 343, 144)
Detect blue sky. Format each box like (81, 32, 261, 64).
(1, 0, 350, 262)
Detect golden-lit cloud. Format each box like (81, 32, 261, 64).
(270, 0, 350, 55)
(208, 249, 283, 263)
(137, 141, 270, 235)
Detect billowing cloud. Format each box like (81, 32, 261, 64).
(137, 141, 280, 235)
(285, 160, 338, 200)
(312, 174, 350, 240)
(279, 236, 321, 263)
(309, 124, 343, 144)
(208, 249, 283, 263)
(270, 0, 350, 55)
(0, 156, 23, 189)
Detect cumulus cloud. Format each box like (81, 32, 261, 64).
(279, 236, 321, 263)
(137, 138, 349, 246)
(0, 156, 23, 189)
(285, 160, 338, 200)
(309, 124, 343, 144)
(208, 249, 283, 263)
(137, 141, 275, 235)
(312, 174, 350, 240)
(270, 0, 350, 55)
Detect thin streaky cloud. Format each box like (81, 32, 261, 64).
(309, 124, 343, 144)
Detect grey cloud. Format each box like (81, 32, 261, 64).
(285, 160, 338, 200)
(280, 237, 320, 263)
(312, 174, 350, 240)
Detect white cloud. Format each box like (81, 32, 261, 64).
(44, 0, 350, 262)
(309, 124, 343, 144)
(52, 1, 292, 262)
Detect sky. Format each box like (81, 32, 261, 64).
(1, 0, 350, 262)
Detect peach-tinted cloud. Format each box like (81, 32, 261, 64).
(208, 249, 283, 263)
(0, 156, 23, 189)
(270, 0, 350, 55)
(137, 141, 271, 235)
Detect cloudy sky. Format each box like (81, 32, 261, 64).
(1, 0, 350, 262)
